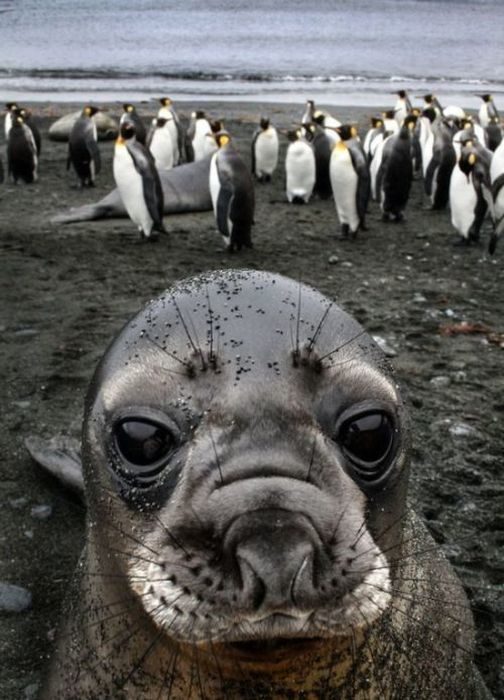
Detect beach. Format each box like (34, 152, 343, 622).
(1, 100, 503, 698)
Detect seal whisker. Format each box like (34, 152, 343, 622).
(144, 334, 195, 374)
(365, 581, 477, 629)
(355, 605, 388, 700)
(155, 644, 179, 700)
(209, 428, 224, 484)
(151, 513, 192, 557)
(204, 282, 216, 365)
(103, 519, 161, 556)
(172, 296, 207, 371)
(307, 301, 333, 354)
(80, 570, 148, 581)
(165, 644, 180, 700)
(318, 329, 367, 362)
(117, 627, 165, 690)
(103, 544, 163, 567)
(306, 434, 317, 482)
(350, 509, 411, 557)
(350, 516, 369, 551)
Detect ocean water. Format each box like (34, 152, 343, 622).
(1, 0, 503, 109)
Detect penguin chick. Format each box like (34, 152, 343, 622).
(67, 105, 101, 187)
(7, 113, 38, 184)
(120, 104, 147, 145)
(330, 124, 370, 239)
(377, 115, 417, 222)
(251, 117, 279, 182)
(285, 129, 316, 204)
(209, 131, 255, 252)
(113, 120, 166, 240)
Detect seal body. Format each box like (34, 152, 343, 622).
(40, 270, 486, 699)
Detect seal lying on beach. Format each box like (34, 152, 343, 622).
(36, 270, 490, 698)
(51, 156, 212, 224)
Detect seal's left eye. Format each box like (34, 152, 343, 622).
(114, 419, 176, 471)
(338, 411, 394, 482)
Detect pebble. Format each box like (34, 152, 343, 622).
(24, 683, 39, 700)
(14, 328, 39, 337)
(30, 504, 53, 520)
(372, 335, 397, 357)
(430, 375, 451, 388)
(0, 582, 32, 612)
(9, 496, 28, 510)
(412, 293, 427, 303)
(449, 422, 479, 438)
(452, 370, 467, 383)
(341, 261, 353, 268)
(327, 255, 339, 265)
(12, 400, 31, 409)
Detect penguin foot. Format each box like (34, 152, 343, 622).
(452, 236, 471, 247)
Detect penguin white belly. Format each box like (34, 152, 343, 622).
(192, 120, 212, 161)
(158, 110, 180, 164)
(285, 142, 315, 203)
(255, 129, 279, 176)
(450, 166, 477, 238)
(203, 134, 218, 158)
(324, 129, 340, 148)
(150, 126, 174, 170)
(113, 145, 153, 236)
(422, 132, 434, 179)
(370, 137, 388, 201)
(491, 142, 504, 237)
(330, 146, 359, 231)
(479, 104, 489, 129)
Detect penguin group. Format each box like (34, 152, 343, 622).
(281, 92, 503, 250)
(6, 90, 503, 254)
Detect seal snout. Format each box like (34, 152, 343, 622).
(225, 510, 321, 617)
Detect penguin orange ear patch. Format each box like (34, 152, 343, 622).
(468, 153, 477, 165)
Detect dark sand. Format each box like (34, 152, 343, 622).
(1, 101, 503, 699)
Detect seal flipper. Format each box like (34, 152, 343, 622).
(25, 435, 85, 499)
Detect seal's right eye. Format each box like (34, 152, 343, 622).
(114, 419, 176, 475)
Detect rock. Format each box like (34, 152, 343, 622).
(48, 110, 119, 142)
(430, 375, 450, 388)
(0, 582, 32, 612)
(30, 504, 53, 520)
(9, 496, 28, 510)
(24, 683, 39, 700)
(449, 422, 479, 438)
(413, 293, 427, 303)
(327, 255, 339, 265)
(372, 335, 397, 357)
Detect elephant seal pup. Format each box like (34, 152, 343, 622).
(40, 270, 488, 699)
(51, 157, 212, 224)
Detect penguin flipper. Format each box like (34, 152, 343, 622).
(128, 143, 165, 227)
(216, 177, 234, 238)
(251, 129, 259, 177)
(492, 173, 504, 201)
(348, 143, 371, 221)
(85, 133, 101, 175)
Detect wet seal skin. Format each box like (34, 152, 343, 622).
(40, 270, 490, 699)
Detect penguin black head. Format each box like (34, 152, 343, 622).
(83, 105, 99, 118)
(403, 114, 417, 131)
(123, 104, 135, 113)
(260, 116, 270, 130)
(211, 120, 223, 134)
(459, 148, 477, 179)
(423, 94, 434, 104)
(422, 107, 437, 123)
(6, 102, 18, 112)
(306, 100, 315, 108)
(160, 97, 172, 107)
(397, 90, 408, 99)
(370, 116, 384, 128)
(411, 108, 421, 118)
(14, 107, 30, 119)
(12, 114, 24, 127)
(336, 124, 358, 141)
(287, 129, 301, 142)
(313, 111, 326, 126)
(195, 110, 206, 120)
(480, 94, 492, 103)
(382, 110, 395, 120)
(119, 121, 136, 141)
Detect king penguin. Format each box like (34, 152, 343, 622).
(15, 107, 41, 156)
(363, 116, 385, 165)
(424, 118, 457, 210)
(67, 105, 101, 187)
(187, 110, 213, 162)
(377, 114, 417, 221)
(120, 104, 147, 145)
(113, 119, 166, 240)
(485, 117, 502, 152)
(285, 129, 316, 204)
(450, 135, 489, 246)
(304, 121, 333, 200)
(329, 124, 370, 238)
(478, 94, 499, 129)
(147, 117, 174, 171)
(7, 113, 38, 183)
(394, 90, 412, 126)
(489, 137, 504, 253)
(251, 116, 279, 182)
(209, 131, 255, 252)
(157, 97, 185, 165)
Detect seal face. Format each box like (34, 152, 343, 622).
(42, 270, 481, 699)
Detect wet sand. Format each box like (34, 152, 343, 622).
(1, 101, 503, 699)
